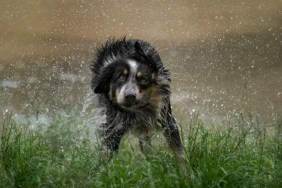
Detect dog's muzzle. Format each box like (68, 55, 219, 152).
(123, 90, 137, 107)
(122, 83, 139, 108)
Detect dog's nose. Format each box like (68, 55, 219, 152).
(125, 94, 136, 103)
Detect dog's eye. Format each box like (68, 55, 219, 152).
(139, 78, 147, 84)
(118, 74, 126, 81)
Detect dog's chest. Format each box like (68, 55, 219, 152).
(128, 117, 162, 138)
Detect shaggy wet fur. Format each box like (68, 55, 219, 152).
(90, 38, 184, 164)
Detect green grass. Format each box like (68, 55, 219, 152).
(0, 112, 281, 188)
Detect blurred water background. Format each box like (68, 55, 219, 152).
(0, 0, 281, 127)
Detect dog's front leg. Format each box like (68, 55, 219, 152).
(162, 114, 184, 162)
(139, 135, 152, 156)
(163, 114, 194, 177)
(100, 122, 127, 159)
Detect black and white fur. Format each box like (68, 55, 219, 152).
(90, 38, 185, 165)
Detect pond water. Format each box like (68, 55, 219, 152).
(0, 1, 281, 126)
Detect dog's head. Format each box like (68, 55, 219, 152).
(92, 40, 170, 111)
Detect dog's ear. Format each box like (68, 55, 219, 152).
(93, 66, 114, 93)
(134, 41, 147, 58)
(94, 80, 109, 93)
(135, 41, 159, 73)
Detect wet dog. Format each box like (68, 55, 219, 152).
(90, 38, 185, 167)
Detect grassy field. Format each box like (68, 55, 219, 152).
(0, 112, 281, 188)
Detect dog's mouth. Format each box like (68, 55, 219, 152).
(120, 97, 147, 110)
(121, 98, 138, 109)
